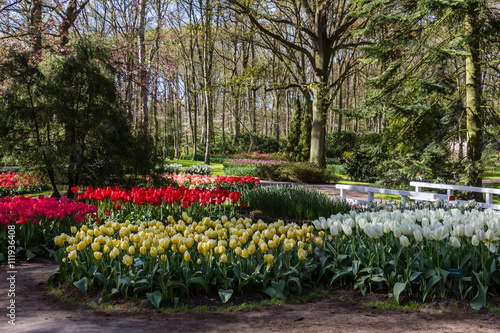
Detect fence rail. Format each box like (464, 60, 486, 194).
(336, 183, 500, 210)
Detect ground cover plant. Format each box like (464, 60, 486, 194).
(312, 202, 500, 310)
(0, 171, 50, 197)
(242, 185, 351, 220)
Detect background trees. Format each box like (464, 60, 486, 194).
(0, 0, 499, 187)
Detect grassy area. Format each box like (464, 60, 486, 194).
(165, 160, 225, 176)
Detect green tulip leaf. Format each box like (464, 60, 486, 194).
(146, 290, 162, 309)
(73, 277, 88, 292)
(393, 282, 406, 304)
(422, 275, 441, 303)
(218, 289, 233, 303)
(271, 280, 285, 292)
(264, 286, 285, 299)
(470, 286, 488, 310)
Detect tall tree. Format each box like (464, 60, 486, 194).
(228, 0, 367, 167)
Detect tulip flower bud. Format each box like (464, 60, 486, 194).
(399, 235, 410, 248)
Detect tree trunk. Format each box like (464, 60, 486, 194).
(465, 0, 483, 200)
(138, 0, 149, 133)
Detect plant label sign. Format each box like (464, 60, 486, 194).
(446, 268, 463, 278)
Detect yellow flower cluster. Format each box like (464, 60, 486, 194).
(54, 213, 316, 266)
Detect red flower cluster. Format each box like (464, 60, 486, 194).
(0, 172, 42, 188)
(0, 195, 99, 228)
(214, 176, 259, 188)
(77, 186, 242, 209)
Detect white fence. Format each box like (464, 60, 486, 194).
(336, 182, 500, 210)
(410, 181, 500, 210)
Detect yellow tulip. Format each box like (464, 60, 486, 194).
(297, 248, 306, 260)
(122, 255, 133, 266)
(220, 253, 228, 264)
(68, 250, 77, 261)
(160, 254, 168, 262)
(235, 247, 242, 256)
(150, 247, 158, 258)
(94, 251, 103, 260)
(183, 251, 191, 262)
(264, 253, 274, 264)
(76, 241, 86, 251)
(91, 242, 100, 251)
(128, 246, 136, 255)
(70, 226, 77, 234)
(139, 246, 147, 255)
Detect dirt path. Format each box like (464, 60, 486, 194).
(1, 257, 499, 333)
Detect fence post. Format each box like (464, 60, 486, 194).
(368, 192, 374, 202)
(340, 188, 346, 201)
(486, 193, 493, 204)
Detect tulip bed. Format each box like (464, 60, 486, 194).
(312, 203, 500, 309)
(0, 195, 99, 259)
(75, 185, 245, 222)
(50, 214, 319, 308)
(0, 171, 50, 197)
(159, 174, 259, 192)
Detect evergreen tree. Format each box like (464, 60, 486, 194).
(298, 105, 311, 162)
(285, 98, 302, 161)
(354, 0, 500, 191)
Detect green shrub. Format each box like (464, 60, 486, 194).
(255, 162, 340, 184)
(242, 185, 350, 220)
(344, 150, 378, 183)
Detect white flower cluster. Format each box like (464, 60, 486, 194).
(162, 163, 214, 176)
(313, 208, 500, 253)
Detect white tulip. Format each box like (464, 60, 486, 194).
(312, 219, 321, 230)
(342, 224, 352, 236)
(399, 235, 410, 248)
(450, 236, 461, 249)
(394, 226, 402, 239)
(329, 225, 339, 237)
(413, 229, 423, 243)
(464, 224, 474, 237)
(471, 235, 480, 247)
(485, 242, 496, 253)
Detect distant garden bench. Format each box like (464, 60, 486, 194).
(410, 181, 500, 210)
(336, 182, 500, 210)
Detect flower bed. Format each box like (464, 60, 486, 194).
(312, 206, 500, 309)
(50, 214, 319, 307)
(0, 171, 50, 197)
(0, 195, 99, 259)
(157, 174, 259, 192)
(76, 185, 245, 221)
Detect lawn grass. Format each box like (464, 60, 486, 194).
(166, 160, 225, 176)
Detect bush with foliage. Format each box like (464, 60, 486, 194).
(256, 162, 339, 184)
(325, 130, 359, 159)
(343, 150, 378, 183)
